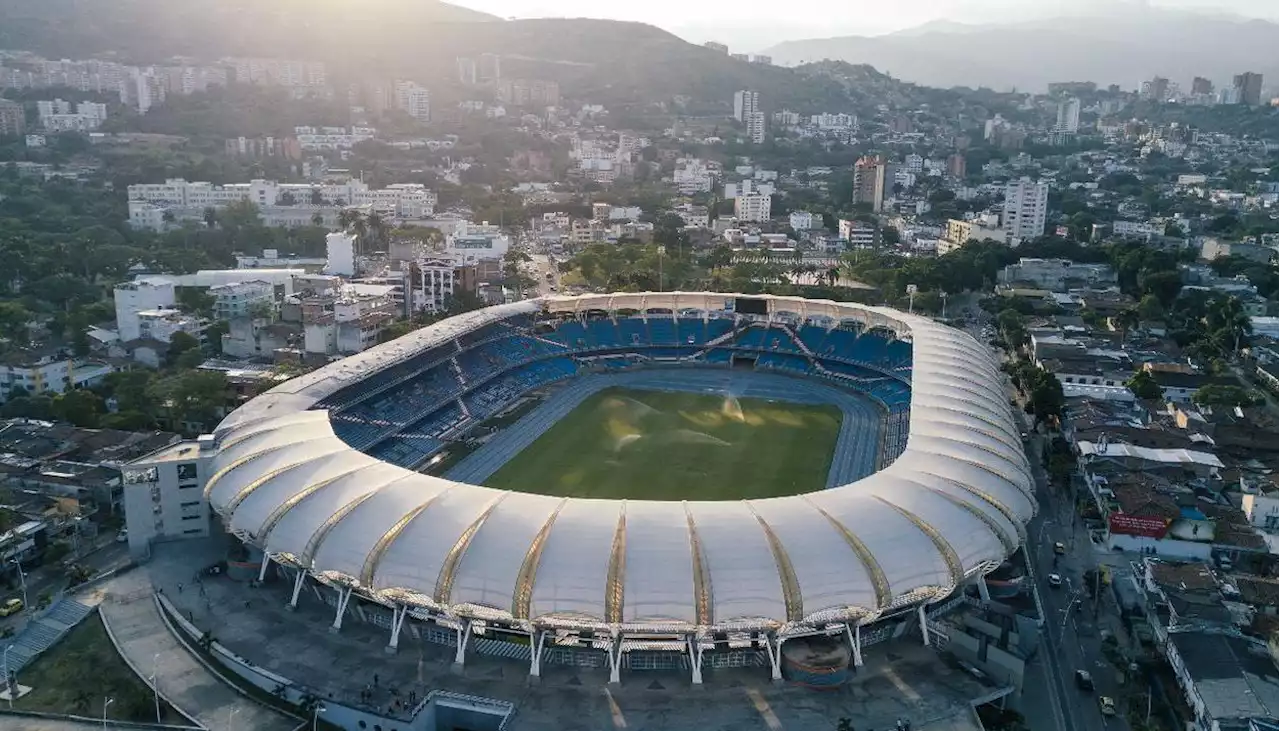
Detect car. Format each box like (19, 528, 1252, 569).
(1047, 573, 1063, 588)
(1074, 670, 1095, 691)
(116, 529, 128, 543)
(1054, 541, 1066, 555)
(0, 598, 22, 617)
(1098, 696, 1117, 716)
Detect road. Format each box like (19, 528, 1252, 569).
(1011, 391, 1131, 731)
(0, 538, 132, 632)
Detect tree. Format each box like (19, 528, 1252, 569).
(151, 370, 228, 433)
(165, 331, 201, 368)
(1125, 370, 1164, 400)
(1137, 294, 1164, 321)
(1192, 384, 1260, 408)
(51, 388, 104, 428)
(1138, 270, 1183, 308)
(996, 309, 1027, 347)
(1028, 370, 1065, 427)
(1112, 308, 1140, 342)
(0, 301, 30, 344)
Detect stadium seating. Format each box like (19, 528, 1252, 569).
(328, 312, 915, 461)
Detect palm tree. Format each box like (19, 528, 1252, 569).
(1113, 307, 1140, 344)
(337, 209, 361, 231)
(311, 212, 324, 227)
(202, 207, 217, 229)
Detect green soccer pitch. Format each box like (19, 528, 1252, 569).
(483, 387, 843, 500)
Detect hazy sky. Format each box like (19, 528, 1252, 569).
(453, 0, 1279, 49)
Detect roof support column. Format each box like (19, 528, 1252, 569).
(977, 575, 991, 603)
(765, 633, 784, 681)
(385, 604, 408, 654)
(687, 636, 704, 685)
(606, 636, 623, 685)
(286, 568, 307, 611)
(257, 552, 271, 583)
(845, 622, 864, 667)
(529, 630, 546, 678)
(918, 604, 931, 647)
(329, 585, 353, 633)
(453, 619, 472, 667)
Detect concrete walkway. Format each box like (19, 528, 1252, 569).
(97, 571, 297, 731)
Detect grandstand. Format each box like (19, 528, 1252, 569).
(205, 292, 1034, 686)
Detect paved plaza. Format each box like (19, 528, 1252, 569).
(149, 537, 1000, 731)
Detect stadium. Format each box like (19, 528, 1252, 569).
(204, 291, 1035, 684)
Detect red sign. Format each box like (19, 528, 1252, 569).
(1108, 513, 1170, 539)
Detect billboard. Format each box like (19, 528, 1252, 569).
(1108, 513, 1170, 539)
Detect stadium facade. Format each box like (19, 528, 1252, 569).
(204, 292, 1035, 683)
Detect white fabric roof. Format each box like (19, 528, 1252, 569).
(208, 292, 1035, 633)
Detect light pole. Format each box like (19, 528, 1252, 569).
(151, 652, 161, 722)
(102, 696, 114, 730)
(2, 644, 12, 709)
(312, 702, 327, 731)
(9, 559, 27, 617)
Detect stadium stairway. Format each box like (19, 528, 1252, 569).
(777, 324, 815, 357)
(457, 396, 472, 420)
(449, 357, 467, 386)
(5, 597, 95, 671)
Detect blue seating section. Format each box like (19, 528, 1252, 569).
(322, 314, 914, 463)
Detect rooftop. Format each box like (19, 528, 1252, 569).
(1169, 632, 1278, 723)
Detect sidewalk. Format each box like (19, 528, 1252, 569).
(97, 571, 297, 731)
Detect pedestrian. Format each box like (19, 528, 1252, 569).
(177, 582, 183, 593)
(373, 672, 379, 687)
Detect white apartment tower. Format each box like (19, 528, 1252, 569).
(733, 90, 759, 122)
(734, 192, 772, 223)
(1002, 177, 1049, 243)
(745, 112, 766, 144)
(1055, 97, 1081, 134)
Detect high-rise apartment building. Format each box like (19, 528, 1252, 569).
(1232, 72, 1263, 106)
(733, 90, 759, 123)
(1191, 77, 1214, 95)
(394, 81, 431, 122)
(745, 112, 766, 144)
(946, 153, 967, 179)
(1142, 76, 1170, 101)
(1055, 97, 1081, 133)
(852, 155, 893, 213)
(1002, 177, 1049, 242)
(0, 99, 25, 137)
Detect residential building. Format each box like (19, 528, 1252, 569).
(456, 57, 478, 85)
(225, 58, 327, 88)
(1002, 177, 1049, 243)
(494, 79, 559, 107)
(114, 279, 178, 342)
(122, 67, 167, 114)
(125, 177, 436, 230)
(939, 215, 1007, 254)
(1232, 72, 1263, 106)
(0, 99, 24, 136)
(210, 281, 276, 321)
(299, 289, 396, 356)
(672, 158, 714, 194)
(411, 255, 463, 313)
(733, 90, 759, 122)
(745, 111, 766, 144)
(789, 211, 820, 230)
(751, 55, 772, 65)
(1055, 97, 1081, 134)
(838, 220, 879, 248)
(122, 437, 216, 556)
(1142, 76, 1171, 101)
(1191, 77, 1214, 95)
(325, 231, 357, 277)
(136, 308, 206, 346)
(0, 349, 115, 402)
(1164, 631, 1277, 731)
(394, 81, 431, 121)
(852, 155, 893, 213)
(703, 41, 729, 53)
(903, 154, 924, 173)
(946, 153, 966, 179)
(36, 99, 107, 132)
(1240, 489, 1278, 532)
(734, 192, 772, 223)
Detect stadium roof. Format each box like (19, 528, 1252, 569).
(206, 292, 1036, 634)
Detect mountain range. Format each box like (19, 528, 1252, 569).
(0, 0, 859, 112)
(760, 7, 1279, 91)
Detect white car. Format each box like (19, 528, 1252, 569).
(1047, 573, 1063, 588)
(116, 529, 128, 543)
